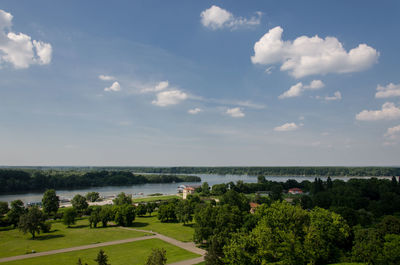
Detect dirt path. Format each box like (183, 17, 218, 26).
(0, 227, 205, 264)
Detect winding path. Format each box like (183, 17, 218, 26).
(0, 228, 205, 265)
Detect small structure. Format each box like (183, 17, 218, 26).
(249, 202, 260, 214)
(182, 186, 195, 199)
(288, 188, 303, 195)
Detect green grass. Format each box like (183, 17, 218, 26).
(2, 238, 200, 265)
(133, 194, 181, 203)
(133, 214, 194, 242)
(0, 218, 149, 258)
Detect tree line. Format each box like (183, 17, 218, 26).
(0, 169, 200, 193)
(125, 166, 400, 176)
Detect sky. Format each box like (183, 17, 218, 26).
(0, 0, 400, 166)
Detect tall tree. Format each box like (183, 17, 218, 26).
(71, 194, 88, 214)
(18, 206, 45, 239)
(7, 200, 26, 227)
(63, 208, 77, 227)
(42, 189, 59, 216)
(86, 192, 100, 202)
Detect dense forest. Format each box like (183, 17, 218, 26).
(0, 169, 200, 193)
(3, 166, 399, 176)
(191, 176, 400, 264)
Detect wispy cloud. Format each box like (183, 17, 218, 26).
(201, 5, 262, 30)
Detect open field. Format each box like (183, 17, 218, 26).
(133, 215, 194, 242)
(1, 238, 200, 265)
(133, 194, 182, 203)
(0, 218, 148, 258)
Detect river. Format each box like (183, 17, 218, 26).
(0, 174, 391, 204)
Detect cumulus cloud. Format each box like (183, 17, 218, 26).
(152, 90, 188, 107)
(188, 108, 202, 115)
(375, 83, 400, 98)
(99, 75, 115, 81)
(356, 102, 400, 121)
(104, 81, 121, 92)
(325, 91, 342, 101)
(279, 80, 324, 99)
(141, 81, 169, 93)
(0, 9, 52, 69)
(274, 122, 299, 132)
(226, 107, 245, 118)
(251, 26, 379, 78)
(384, 125, 400, 145)
(200, 5, 261, 30)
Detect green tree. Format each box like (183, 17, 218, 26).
(220, 190, 250, 212)
(63, 208, 77, 227)
(145, 248, 167, 265)
(0, 201, 9, 215)
(99, 205, 113, 227)
(136, 204, 147, 216)
(382, 234, 400, 265)
(42, 189, 59, 216)
(352, 228, 383, 264)
(7, 200, 26, 227)
(89, 206, 101, 228)
(86, 192, 100, 202)
(158, 203, 176, 223)
(175, 200, 193, 224)
(71, 194, 89, 214)
(113, 192, 132, 205)
(114, 205, 136, 226)
(18, 206, 45, 239)
(94, 249, 110, 265)
(304, 207, 350, 264)
(201, 182, 210, 196)
(146, 202, 156, 216)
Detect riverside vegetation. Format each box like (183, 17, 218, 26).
(1, 176, 400, 264)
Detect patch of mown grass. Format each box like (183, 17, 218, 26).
(0, 218, 148, 258)
(2, 239, 200, 265)
(133, 214, 194, 242)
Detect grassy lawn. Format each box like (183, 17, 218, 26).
(0, 218, 149, 258)
(133, 194, 181, 203)
(133, 214, 194, 242)
(2, 238, 200, 265)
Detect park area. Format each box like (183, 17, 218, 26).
(0, 200, 202, 265)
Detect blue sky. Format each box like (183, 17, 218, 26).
(1, 0, 400, 166)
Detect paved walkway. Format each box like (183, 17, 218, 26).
(0, 227, 205, 265)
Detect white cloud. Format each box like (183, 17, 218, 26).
(226, 107, 245, 118)
(104, 81, 121, 92)
(279, 80, 324, 99)
(356, 102, 400, 121)
(0, 9, 52, 69)
(200, 5, 261, 30)
(325, 91, 342, 101)
(384, 125, 400, 145)
(274, 122, 299, 132)
(152, 90, 188, 107)
(304, 80, 325, 90)
(375, 83, 400, 98)
(141, 81, 169, 93)
(251, 26, 379, 78)
(188, 108, 202, 115)
(99, 75, 115, 81)
(279, 82, 303, 99)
